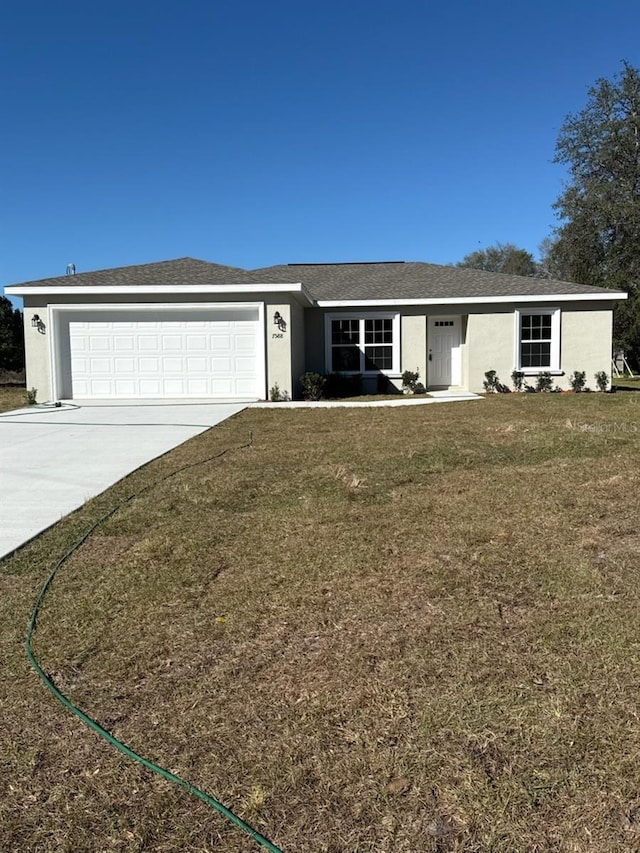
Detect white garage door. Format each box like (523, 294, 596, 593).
(69, 310, 261, 399)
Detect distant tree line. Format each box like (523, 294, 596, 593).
(0, 296, 24, 372)
(457, 61, 640, 369)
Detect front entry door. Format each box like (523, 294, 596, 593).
(428, 317, 461, 386)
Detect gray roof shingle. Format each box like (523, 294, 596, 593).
(7, 258, 255, 289)
(250, 261, 622, 300)
(7, 256, 626, 301)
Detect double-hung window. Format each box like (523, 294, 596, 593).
(327, 313, 400, 374)
(515, 308, 560, 372)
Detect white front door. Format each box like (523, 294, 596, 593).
(428, 316, 462, 386)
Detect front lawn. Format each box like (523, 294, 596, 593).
(0, 386, 28, 412)
(2, 394, 640, 852)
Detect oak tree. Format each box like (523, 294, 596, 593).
(543, 61, 640, 366)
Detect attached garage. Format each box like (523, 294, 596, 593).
(52, 304, 265, 400)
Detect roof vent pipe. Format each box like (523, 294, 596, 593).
(66, 263, 76, 276)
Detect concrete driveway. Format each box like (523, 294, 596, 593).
(0, 400, 247, 560)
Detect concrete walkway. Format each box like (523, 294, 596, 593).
(0, 401, 247, 560)
(250, 390, 482, 408)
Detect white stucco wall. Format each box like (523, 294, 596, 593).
(22, 299, 52, 402)
(466, 311, 515, 392)
(466, 304, 615, 392)
(265, 301, 295, 399)
(401, 314, 427, 387)
(560, 308, 613, 389)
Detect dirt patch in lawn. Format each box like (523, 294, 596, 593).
(2, 393, 640, 852)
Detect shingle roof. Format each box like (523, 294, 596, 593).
(7, 257, 256, 288)
(7, 256, 625, 301)
(250, 261, 621, 300)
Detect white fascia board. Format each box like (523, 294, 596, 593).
(6, 282, 315, 304)
(316, 292, 628, 307)
(48, 301, 263, 312)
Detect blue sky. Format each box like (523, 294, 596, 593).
(2, 0, 639, 306)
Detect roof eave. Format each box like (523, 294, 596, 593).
(316, 292, 628, 307)
(6, 282, 315, 305)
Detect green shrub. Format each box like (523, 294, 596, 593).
(269, 382, 290, 402)
(536, 372, 554, 393)
(595, 370, 609, 392)
(401, 369, 420, 392)
(511, 370, 525, 392)
(484, 371, 510, 393)
(570, 370, 586, 393)
(300, 372, 327, 401)
(483, 370, 499, 392)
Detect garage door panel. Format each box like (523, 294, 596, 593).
(139, 336, 160, 351)
(69, 312, 260, 399)
(163, 379, 184, 395)
(211, 378, 233, 395)
(162, 357, 183, 372)
(186, 335, 208, 350)
(139, 379, 161, 395)
(114, 336, 135, 351)
(115, 379, 136, 395)
(161, 336, 183, 350)
(70, 336, 87, 352)
(89, 358, 111, 373)
(187, 378, 209, 394)
(236, 356, 256, 371)
(90, 379, 112, 396)
(236, 334, 257, 350)
(89, 337, 110, 351)
(186, 356, 207, 371)
(236, 378, 259, 394)
(211, 336, 231, 351)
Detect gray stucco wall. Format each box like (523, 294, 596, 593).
(303, 309, 325, 376)
(466, 302, 615, 392)
(466, 310, 515, 392)
(22, 298, 52, 402)
(289, 300, 306, 398)
(401, 314, 427, 386)
(265, 301, 294, 399)
(560, 308, 613, 389)
(20, 293, 617, 400)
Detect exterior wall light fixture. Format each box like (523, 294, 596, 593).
(273, 311, 287, 333)
(31, 314, 46, 334)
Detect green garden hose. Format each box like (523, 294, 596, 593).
(25, 434, 285, 853)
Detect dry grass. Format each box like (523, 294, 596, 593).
(0, 386, 28, 412)
(2, 393, 640, 852)
(612, 376, 640, 390)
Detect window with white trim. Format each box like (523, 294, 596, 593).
(326, 313, 400, 374)
(515, 308, 560, 371)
